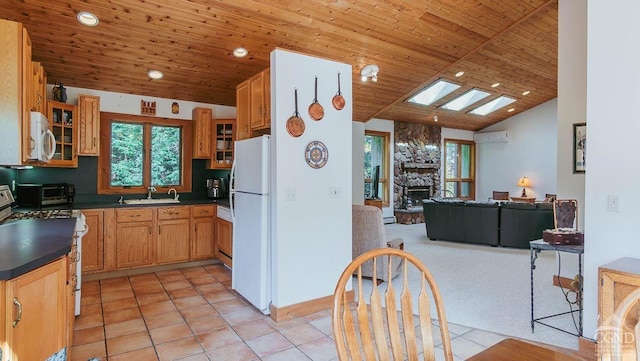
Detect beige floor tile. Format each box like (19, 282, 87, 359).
(163, 279, 193, 291)
(195, 282, 227, 293)
(140, 300, 178, 317)
(145, 310, 185, 329)
(232, 319, 276, 340)
(177, 353, 210, 361)
(102, 296, 138, 313)
(202, 289, 237, 303)
(174, 295, 209, 310)
(105, 318, 147, 339)
(197, 326, 243, 351)
(213, 299, 250, 314)
(169, 286, 201, 300)
(129, 273, 159, 283)
(81, 293, 102, 306)
(156, 336, 204, 361)
(187, 315, 229, 334)
(460, 329, 507, 348)
(103, 306, 142, 325)
(137, 292, 171, 306)
(73, 325, 105, 346)
(181, 266, 210, 279)
(133, 283, 166, 296)
(106, 330, 153, 356)
(280, 323, 326, 346)
(308, 316, 333, 336)
(220, 306, 265, 326)
(188, 275, 217, 286)
(80, 302, 103, 316)
(303, 309, 332, 322)
(180, 304, 219, 321)
(267, 317, 309, 331)
(70, 340, 106, 361)
(156, 269, 186, 282)
(108, 346, 159, 361)
(206, 341, 259, 361)
(100, 276, 130, 287)
(296, 336, 338, 361)
(246, 331, 295, 357)
(449, 337, 486, 360)
(262, 347, 312, 361)
(74, 313, 104, 331)
(149, 321, 194, 345)
(101, 288, 135, 302)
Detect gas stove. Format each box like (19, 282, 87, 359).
(6, 209, 74, 221)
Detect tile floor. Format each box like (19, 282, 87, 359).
(71, 264, 508, 361)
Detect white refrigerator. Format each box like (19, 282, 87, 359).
(230, 135, 271, 314)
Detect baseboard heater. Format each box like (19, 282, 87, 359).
(383, 216, 396, 224)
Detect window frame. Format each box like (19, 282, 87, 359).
(443, 138, 475, 200)
(97, 112, 193, 195)
(364, 130, 390, 207)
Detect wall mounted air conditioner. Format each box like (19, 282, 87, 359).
(473, 131, 508, 143)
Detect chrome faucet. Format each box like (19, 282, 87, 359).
(168, 188, 179, 200)
(147, 186, 157, 199)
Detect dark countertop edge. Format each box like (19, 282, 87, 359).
(0, 247, 70, 280)
(15, 198, 231, 211)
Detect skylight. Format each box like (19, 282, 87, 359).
(408, 79, 460, 107)
(440, 88, 490, 111)
(470, 96, 516, 115)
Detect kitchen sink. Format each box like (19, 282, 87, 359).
(123, 198, 180, 205)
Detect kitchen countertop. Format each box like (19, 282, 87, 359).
(0, 218, 76, 280)
(15, 198, 231, 211)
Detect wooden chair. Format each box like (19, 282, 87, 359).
(492, 191, 510, 201)
(332, 248, 453, 361)
(553, 199, 578, 229)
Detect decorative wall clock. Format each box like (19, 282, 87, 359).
(305, 140, 328, 169)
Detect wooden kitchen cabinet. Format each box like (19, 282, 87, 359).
(192, 107, 213, 159)
(191, 205, 216, 260)
(0, 19, 35, 165)
(81, 209, 105, 273)
(156, 207, 191, 264)
(47, 101, 78, 168)
(250, 68, 270, 130)
(78, 95, 100, 156)
(115, 208, 154, 269)
(4, 257, 67, 361)
(208, 119, 235, 169)
(236, 79, 251, 141)
(216, 217, 233, 268)
(31, 61, 46, 114)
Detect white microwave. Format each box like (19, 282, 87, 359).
(30, 111, 55, 163)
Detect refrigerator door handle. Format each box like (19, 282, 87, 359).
(230, 160, 236, 221)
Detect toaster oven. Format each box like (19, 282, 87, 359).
(16, 183, 72, 207)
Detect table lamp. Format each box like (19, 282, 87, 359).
(517, 177, 531, 197)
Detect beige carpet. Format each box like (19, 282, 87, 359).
(360, 223, 580, 350)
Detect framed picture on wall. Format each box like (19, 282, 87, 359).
(573, 122, 586, 173)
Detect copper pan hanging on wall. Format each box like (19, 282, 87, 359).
(286, 88, 305, 137)
(308, 76, 324, 121)
(332, 72, 345, 111)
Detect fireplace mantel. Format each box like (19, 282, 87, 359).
(402, 162, 440, 169)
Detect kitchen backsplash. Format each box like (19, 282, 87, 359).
(3, 157, 229, 203)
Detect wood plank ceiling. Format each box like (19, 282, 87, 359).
(2, 0, 558, 131)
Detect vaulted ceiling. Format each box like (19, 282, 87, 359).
(2, 0, 558, 131)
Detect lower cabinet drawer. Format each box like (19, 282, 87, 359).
(116, 208, 153, 222)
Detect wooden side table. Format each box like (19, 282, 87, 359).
(510, 196, 536, 203)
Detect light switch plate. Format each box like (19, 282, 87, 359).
(608, 195, 620, 212)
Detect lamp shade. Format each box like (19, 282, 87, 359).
(517, 177, 531, 187)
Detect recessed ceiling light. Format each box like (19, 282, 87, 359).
(507, 108, 515, 112)
(233, 47, 248, 58)
(148, 70, 164, 80)
(522, 90, 531, 96)
(77, 12, 99, 26)
(491, 82, 500, 88)
(455, 71, 464, 77)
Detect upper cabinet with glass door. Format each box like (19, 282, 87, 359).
(208, 119, 235, 169)
(46, 101, 78, 167)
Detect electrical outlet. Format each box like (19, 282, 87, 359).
(608, 195, 620, 212)
(285, 188, 296, 201)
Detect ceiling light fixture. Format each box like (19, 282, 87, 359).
(360, 64, 379, 82)
(148, 70, 164, 80)
(522, 90, 530, 96)
(507, 108, 515, 112)
(77, 11, 99, 26)
(233, 47, 248, 58)
(491, 82, 500, 88)
(455, 71, 465, 77)
(433, 115, 438, 122)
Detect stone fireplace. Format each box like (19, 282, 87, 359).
(393, 122, 442, 210)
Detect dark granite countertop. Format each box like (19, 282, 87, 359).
(14, 198, 231, 211)
(0, 218, 77, 280)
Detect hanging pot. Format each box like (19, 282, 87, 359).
(286, 89, 305, 138)
(332, 72, 345, 110)
(308, 76, 324, 121)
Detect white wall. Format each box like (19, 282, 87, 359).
(364, 118, 395, 218)
(270, 49, 353, 308)
(476, 99, 558, 201)
(582, 0, 640, 340)
(557, 0, 587, 231)
(48, 85, 236, 119)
